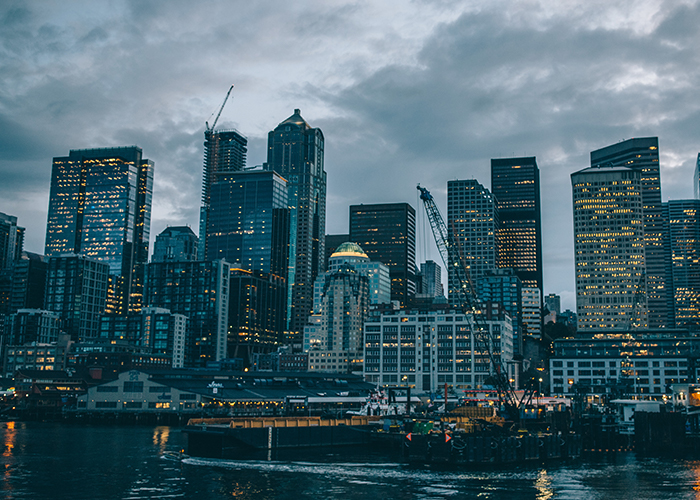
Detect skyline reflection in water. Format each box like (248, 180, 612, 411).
(0, 422, 699, 499)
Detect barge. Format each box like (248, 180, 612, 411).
(184, 416, 380, 458)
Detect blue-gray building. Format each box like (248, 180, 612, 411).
(207, 170, 290, 363)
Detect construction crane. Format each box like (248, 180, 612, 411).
(417, 184, 526, 421)
(205, 84, 234, 136)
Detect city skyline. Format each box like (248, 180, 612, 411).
(2, 1, 700, 312)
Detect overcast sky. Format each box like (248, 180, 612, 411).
(2, 0, 699, 311)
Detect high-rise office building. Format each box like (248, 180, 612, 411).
(477, 268, 523, 352)
(304, 243, 372, 373)
(491, 157, 543, 294)
(0, 213, 24, 270)
(418, 260, 443, 298)
(198, 129, 248, 259)
(207, 170, 290, 362)
(144, 259, 229, 367)
(152, 226, 198, 262)
(349, 203, 416, 306)
(571, 165, 647, 330)
(664, 199, 700, 330)
(45, 147, 154, 315)
(590, 138, 667, 327)
(264, 109, 326, 346)
(447, 179, 498, 302)
(10, 252, 47, 313)
(44, 254, 110, 341)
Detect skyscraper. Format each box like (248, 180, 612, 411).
(418, 260, 443, 298)
(0, 213, 24, 270)
(144, 259, 230, 367)
(590, 138, 668, 327)
(304, 243, 372, 373)
(349, 203, 416, 306)
(571, 165, 647, 330)
(447, 179, 498, 300)
(664, 199, 700, 330)
(198, 129, 248, 259)
(44, 254, 109, 340)
(207, 170, 290, 362)
(490, 157, 543, 293)
(45, 147, 154, 315)
(264, 109, 326, 346)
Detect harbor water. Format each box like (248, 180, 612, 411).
(1, 421, 700, 499)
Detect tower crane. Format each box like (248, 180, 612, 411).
(417, 184, 527, 421)
(205, 84, 234, 136)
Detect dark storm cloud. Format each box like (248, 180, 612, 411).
(1, 0, 699, 310)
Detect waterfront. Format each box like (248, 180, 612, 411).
(1, 422, 700, 499)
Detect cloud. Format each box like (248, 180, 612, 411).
(1, 0, 699, 313)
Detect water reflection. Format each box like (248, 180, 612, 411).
(535, 469, 553, 500)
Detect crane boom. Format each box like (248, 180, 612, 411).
(206, 84, 234, 133)
(417, 185, 522, 418)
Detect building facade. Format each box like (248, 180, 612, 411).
(198, 129, 248, 259)
(590, 138, 668, 328)
(45, 147, 154, 315)
(206, 170, 290, 362)
(264, 109, 326, 346)
(549, 331, 695, 397)
(349, 203, 416, 307)
(144, 260, 229, 367)
(152, 226, 198, 263)
(476, 269, 523, 352)
(0, 212, 24, 270)
(98, 307, 187, 368)
(44, 254, 109, 341)
(304, 243, 374, 373)
(363, 308, 513, 393)
(490, 157, 543, 294)
(664, 199, 700, 330)
(571, 165, 647, 330)
(447, 179, 498, 300)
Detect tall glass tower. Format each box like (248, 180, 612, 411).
(264, 109, 326, 347)
(45, 146, 154, 315)
(490, 157, 543, 294)
(571, 165, 647, 330)
(208, 170, 290, 361)
(199, 129, 248, 259)
(349, 203, 416, 307)
(590, 138, 667, 328)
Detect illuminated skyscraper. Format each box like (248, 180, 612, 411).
(198, 129, 248, 259)
(264, 109, 326, 346)
(490, 157, 543, 293)
(571, 165, 647, 330)
(207, 170, 290, 362)
(447, 179, 498, 299)
(349, 203, 416, 306)
(664, 199, 700, 330)
(45, 147, 154, 315)
(590, 138, 668, 327)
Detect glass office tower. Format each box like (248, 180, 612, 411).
(264, 109, 326, 347)
(349, 203, 416, 307)
(45, 147, 153, 315)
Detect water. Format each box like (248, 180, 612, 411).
(1, 421, 700, 499)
